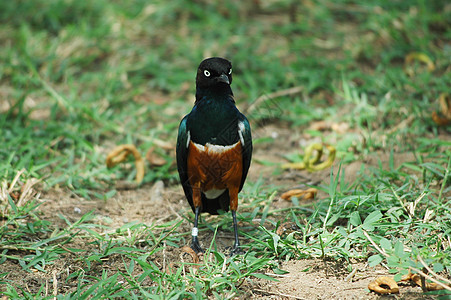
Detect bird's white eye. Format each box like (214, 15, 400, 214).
(204, 70, 211, 77)
(228, 68, 232, 75)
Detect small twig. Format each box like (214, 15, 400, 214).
(253, 288, 306, 300)
(56, 244, 77, 254)
(322, 196, 335, 232)
(147, 220, 183, 254)
(362, 229, 389, 258)
(417, 255, 451, 286)
(236, 277, 247, 289)
(52, 270, 58, 299)
(7, 169, 25, 193)
(25, 282, 32, 294)
(264, 273, 292, 278)
(18, 177, 40, 207)
(387, 115, 415, 135)
(407, 191, 427, 216)
(180, 254, 186, 277)
(220, 255, 227, 273)
(246, 86, 303, 113)
(389, 185, 410, 217)
(409, 266, 451, 292)
(421, 267, 427, 292)
(344, 267, 358, 282)
(162, 240, 167, 274)
(165, 196, 184, 221)
(25, 59, 72, 114)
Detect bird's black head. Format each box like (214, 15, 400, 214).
(196, 57, 232, 89)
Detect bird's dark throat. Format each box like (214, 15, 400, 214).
(195, 84, 234, 104)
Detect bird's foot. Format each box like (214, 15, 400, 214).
(225, 245, 244, 256)
(191, 240, 204, 254)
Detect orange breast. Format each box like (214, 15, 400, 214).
(187, 141, 243, 192)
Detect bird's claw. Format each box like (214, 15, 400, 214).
(191, 241, 204, 254)
(226, 245, 244, 256)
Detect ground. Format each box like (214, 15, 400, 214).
(2, 124, 447, 299)
(1, 1, 450, 298)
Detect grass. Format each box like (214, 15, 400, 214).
(1, 0, 451, 298)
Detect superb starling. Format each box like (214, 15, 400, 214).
(176, 57, 252, 254)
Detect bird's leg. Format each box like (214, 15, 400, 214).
(191, 206, 203, 253)
(231, 210, 240, 250)
(228, 187, 243, 255)
(191, 183, 204, 253)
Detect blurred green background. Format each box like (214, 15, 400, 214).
(1, 0, 450, 194)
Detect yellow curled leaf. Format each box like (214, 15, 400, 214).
(304, 143, 323, 165)
(405, 52, 435, 76)
(281, 162, 306, 169)
(281, 143, 335, 172)
(106, 144, 145, 184)
(304, 144, 336, 171)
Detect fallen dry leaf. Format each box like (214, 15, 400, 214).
(309, 120, 329, 131)
(401, 271, 447, 291)
(106, 144, 145, 184)
(401, 270, 413, 282)
(282, 143, 336, 172)
(411, 274, 445, 291)
(330, 122, 349, 134)
(181, 245, 199, 264)
(405, 52, 435, 76)
(309, 121, 349, 134)
(368, 276, 399, 294)
(432, 93, 451, 126)
(280, 188, 317, 201)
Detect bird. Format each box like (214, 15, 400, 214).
(176, 57, 252, 254)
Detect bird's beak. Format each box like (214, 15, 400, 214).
(217, 73, 230, 84)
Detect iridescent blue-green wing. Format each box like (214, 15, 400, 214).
(176, 115, 194, 211)
(238, 115, 252, 192)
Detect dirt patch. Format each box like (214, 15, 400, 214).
(249, 259, 434, 299)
